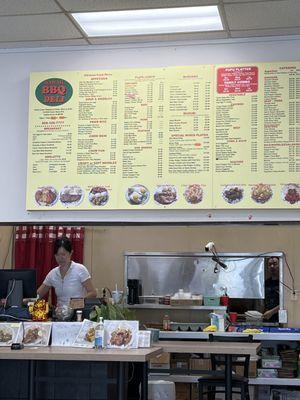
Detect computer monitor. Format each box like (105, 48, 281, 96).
(0, 269, 37, 308)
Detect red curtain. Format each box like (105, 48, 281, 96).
(14, 226, 85, 287)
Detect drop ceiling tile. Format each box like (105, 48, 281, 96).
(0, 14, 83, 41)
(231, 27, 300, 38)
(59, 0, 217, 12)
(0, 0, 61, 16)
(225, 0, 300, 30)
(89, 30, 228, 45)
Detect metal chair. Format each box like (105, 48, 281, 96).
(198, 334, 253, 400)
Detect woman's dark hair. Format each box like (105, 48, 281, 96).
(54, 236, 73, 255)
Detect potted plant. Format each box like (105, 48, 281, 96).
(89, 302, 135, 322)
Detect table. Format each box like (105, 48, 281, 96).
(0, 346, 162, 400)
(154, 341, 261, 400)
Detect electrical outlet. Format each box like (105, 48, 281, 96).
(291, 292, 298, 301)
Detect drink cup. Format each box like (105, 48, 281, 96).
(220, 295, 229, 306)
(112, 290, 123, 304)
(229, 312, 238, 323)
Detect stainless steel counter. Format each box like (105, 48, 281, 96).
(159, 330, 300, 341)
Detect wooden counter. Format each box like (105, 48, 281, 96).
(0, 345, 162, 362)
(0, 346, 162, 400)
(153, 340, 261, 400)
(154, 340, 261, 356)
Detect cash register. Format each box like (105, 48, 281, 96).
(0, 268, 36, 321)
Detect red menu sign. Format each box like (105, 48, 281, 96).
(217, 66, 258, 94)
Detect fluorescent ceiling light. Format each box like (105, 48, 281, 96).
(72, 6, 223, 37)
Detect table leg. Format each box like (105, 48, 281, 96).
(140, 361, 148, 400)
(29, 360, 36, 400)
(117, 362, 126, 400)
(225, 355, 232, 400)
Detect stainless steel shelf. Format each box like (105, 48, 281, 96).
(159, 331, 300, 341)
(249, 378, 300, 386)
(149, 375, 300, 386)
(127, 304, 227, 310)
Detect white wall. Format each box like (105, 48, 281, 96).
(1, 36, 300, 223)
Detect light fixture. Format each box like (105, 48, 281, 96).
(72, 6, 223, 37)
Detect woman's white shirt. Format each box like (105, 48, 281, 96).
(43, 261, 91, 306)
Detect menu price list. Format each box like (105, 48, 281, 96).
(27, 63, 300, 211)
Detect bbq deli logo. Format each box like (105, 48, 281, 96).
(35, 78, 73, 106)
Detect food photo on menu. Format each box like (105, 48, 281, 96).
(22, 322, 52, 347)
(251, 183, 273, 204)
(88, 186, 109, 206)
(59, 185, 84, 207)
(154, 185, 177, 205)
(126, 184, 150, 205)
(35, 186, 58, 207)
(183, 184, 203, 204)
(104, 320, 139, 349)
(222, 185, 244, 204)
(282, 183, 300, 205)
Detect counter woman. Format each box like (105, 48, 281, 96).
(37, 236, 97, 306)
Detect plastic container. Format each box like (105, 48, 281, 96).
(204, 296, 220, 306)
(76, 310, 83, 322)
(257, 368, 278, 378)
(163, 315, 171, 331)
(220, 295, 229, 306)
(229, 312, 238, 323)
(262, 357, 282, 368)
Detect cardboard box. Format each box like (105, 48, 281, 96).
(235, 359, 257, 378)
(149, 352, 170, 369)
(189, 357, 211, 371)
(69, 298, 84, 309)
(171, 353, 190, 371)
(175, 383, 190, 400)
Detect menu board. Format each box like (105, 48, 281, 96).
(27, 62, 300, 210)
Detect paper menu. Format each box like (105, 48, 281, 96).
(51, 322, 82, 346)
(0, 322, 21, 346)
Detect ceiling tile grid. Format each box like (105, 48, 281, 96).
(0, 0, 299, 48)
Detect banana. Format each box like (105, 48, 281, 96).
(242, 328, 262, 334)
(203, 325, 218, 332)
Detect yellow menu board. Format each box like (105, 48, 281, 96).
(27, 63, 300, 210)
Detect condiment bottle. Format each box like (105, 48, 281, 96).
(163, 314, 170, 331)
(94, 317, 104, 349)
(76, 310, 82, 322)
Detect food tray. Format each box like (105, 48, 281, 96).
(170, 322, 208, 332)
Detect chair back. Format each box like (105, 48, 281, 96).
(208, 334, 253, 378)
